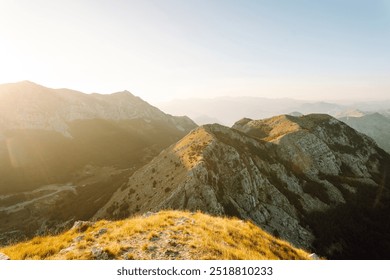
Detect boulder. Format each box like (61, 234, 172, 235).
(72, 221, 94, 232)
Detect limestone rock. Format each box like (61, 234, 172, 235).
(91, 247, 109, 260)
(0, 252, 10, 260)
(94, 228, 107, 238)
(309, 253, 320, 260)
(72, 221, 94, 233)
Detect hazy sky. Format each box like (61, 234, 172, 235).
(0, 0, 389, 102)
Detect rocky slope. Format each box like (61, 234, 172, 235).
(0, 210, 310, 260)
(96, 114, 390, 259)
(0, 81, 197, 245)
(340, 113, 390, 154)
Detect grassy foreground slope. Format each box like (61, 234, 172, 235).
(0, 210, 309, 260)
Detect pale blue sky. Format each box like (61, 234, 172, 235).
(0, 0, 389, 102)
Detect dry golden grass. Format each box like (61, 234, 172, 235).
(254, 115, 302, 142)
(173, 127, 214, 169)
(1, 231, 76, 260)
(0, 210, 310, 260)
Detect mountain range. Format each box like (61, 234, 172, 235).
(159, 97, 390, 154)
(158, 97, 390, 126)
(0, 81, 196, 244)
(1, 81, 389, 260)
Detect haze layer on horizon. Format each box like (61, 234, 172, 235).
(0, 0, 389, 103)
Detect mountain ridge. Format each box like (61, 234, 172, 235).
(1, 81, 389, 260)
(0, 81, 195, 137)
(158, 96, 390, 126)
(0, 210, 310, 260)
(96, 113, 390, 259)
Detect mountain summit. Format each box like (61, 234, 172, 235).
(0, 81, 195, 137)
(96, 114, 390, 259)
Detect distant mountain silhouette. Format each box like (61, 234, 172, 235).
(158, 97, 390, 126)
(340, 113, 390, 153)
(0, 81, 197, 244)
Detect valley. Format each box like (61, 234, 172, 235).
(0, 82, 196, 246)
(0, 183, 77, 213)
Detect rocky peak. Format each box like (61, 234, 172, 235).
(0, 81, 196, 137)
(96, 114, 390, 259)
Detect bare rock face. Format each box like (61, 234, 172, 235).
(72, 221, 95, 233)
(275, 130, 340, 176)
(91, 247, 110, 260)
(96, 114, 390, 259)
